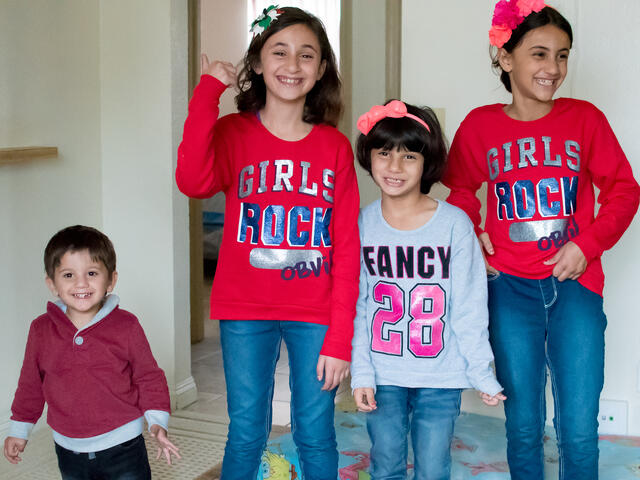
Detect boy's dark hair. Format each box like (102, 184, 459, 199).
(356, 101, 448, 195)
(236, 7, 342, 127)
(492, 6, 573, 92)
(44, 225, 116, 279)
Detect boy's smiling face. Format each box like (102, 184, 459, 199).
(46, 249, 117, 328)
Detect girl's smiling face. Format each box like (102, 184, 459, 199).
(499, 24, 571, 107)
(254, 23, 326, 106)
(371, 147, 425, 200)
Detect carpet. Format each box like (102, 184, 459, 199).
(256, 410, 640, 479)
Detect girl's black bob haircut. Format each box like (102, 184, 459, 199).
(492, 6, 573, 92)
(236, 7, 342, 127)
(356, 101, 448, 195)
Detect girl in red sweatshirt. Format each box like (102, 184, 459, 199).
(443, 3, 640, 479)
(175, 7, 359, 480)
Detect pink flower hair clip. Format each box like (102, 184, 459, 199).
(489, 0, 546, 48)
(357, 100, 431, 136)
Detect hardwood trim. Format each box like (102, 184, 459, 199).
(339, 0, 353, 140)
(385, 0, 402, 101)
(188, 0, 205, 344)
(0, 146, 58, 165)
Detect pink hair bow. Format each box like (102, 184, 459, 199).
(357, 100, 431, 135)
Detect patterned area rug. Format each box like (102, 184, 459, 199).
(258, 410, 640, 479)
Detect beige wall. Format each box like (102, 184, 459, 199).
(403, 0, 640, 435)
(0, 0, 193, 437)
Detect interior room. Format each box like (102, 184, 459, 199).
(1, 0, 639, 478)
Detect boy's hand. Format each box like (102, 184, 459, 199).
(543, 241, 587, 281)
(353, 388, 377, 412)
(316, 355, 349, 391)
(4, 436, 27, 464)
(479, 391, 507, 406)
(149, 425, 181, 465)
(201, 54, 237, 87)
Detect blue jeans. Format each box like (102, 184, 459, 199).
(219, 320, 338, 480)
(55, 435, 151, 480)
(367, 386, 461, 480)
(488, 273, 606, 480)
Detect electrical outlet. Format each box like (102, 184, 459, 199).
(598, 399, 627, 435)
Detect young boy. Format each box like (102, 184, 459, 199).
(3, 225, 180, 479)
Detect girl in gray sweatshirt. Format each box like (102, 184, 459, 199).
(351, 100, 505, 480)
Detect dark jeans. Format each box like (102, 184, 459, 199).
(55, 435, 151, 480)
(488, 273, 606, 480)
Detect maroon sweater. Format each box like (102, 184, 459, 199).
(11, 302, 170, 438)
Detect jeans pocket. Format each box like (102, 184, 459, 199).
(487, 271, 502, 282)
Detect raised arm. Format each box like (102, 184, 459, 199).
(175, 56, 236, 198)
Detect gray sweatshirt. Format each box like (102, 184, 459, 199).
(351, 199, 502, 396)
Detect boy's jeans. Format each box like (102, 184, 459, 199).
(488, 272, 606, 480)
(219, 320, 338, 480)
(55, 434, 151, 480)
(367, 386, 462, 480)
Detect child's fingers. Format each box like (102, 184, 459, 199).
(322, 369, 339, 391)
(316, 356, 325, 382)
(354, 393, 372, 412)
(200, 54, 210, 75)
(478, 232, 494, 255)
(162, 439, 181, 458)
(364, 390, 377, 410)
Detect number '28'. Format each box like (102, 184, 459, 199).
(371, 281, 446, 358)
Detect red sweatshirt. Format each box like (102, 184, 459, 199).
(176, 75, 360, 361)
(443, 98, 640, 295)
(11, 302, 170, 438)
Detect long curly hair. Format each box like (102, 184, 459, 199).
(236, 7, 342, 127)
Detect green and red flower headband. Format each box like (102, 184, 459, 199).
(357, 101, 431, 136)
(250, 4, 284, 36)
(489, 0, 546, 48)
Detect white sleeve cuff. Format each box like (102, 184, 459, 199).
(9, 420, 34, 440)
(144, 410, 170, 432)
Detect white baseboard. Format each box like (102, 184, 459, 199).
(174, 376, 198, 410)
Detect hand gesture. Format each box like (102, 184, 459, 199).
(149, 425, 181, 465)
(478, 232, 499, 275)
(4, 436, 27, 465)
(479, 391, 507, 406)
(543, 241, 587, 281)
(353, 387, 377, 412)
(200, 54, 237, 87)
(316, 355, 350, 391)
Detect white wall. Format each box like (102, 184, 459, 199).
(1, 0, 193, 437)
(99, 0, 193, 408)
(403, 0, 640, 435)
(0, 0, 103, 433)
(200, 0, 249, 213)
(571, 3, 640, 437)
